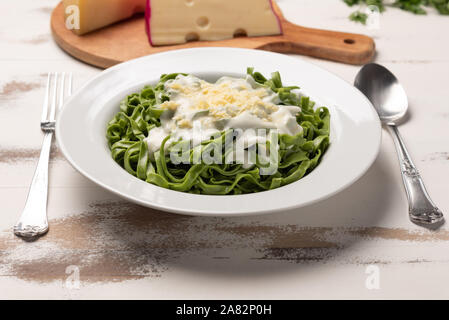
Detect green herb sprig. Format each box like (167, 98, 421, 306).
(345, 0, 449, 24)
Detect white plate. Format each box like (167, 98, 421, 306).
(57, 48, 381, 216)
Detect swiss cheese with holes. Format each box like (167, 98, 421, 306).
(146, 0, 282, 46)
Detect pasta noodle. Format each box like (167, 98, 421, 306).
(106, 69, 330, 195)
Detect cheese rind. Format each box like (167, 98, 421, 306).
(63, 0, 146, 35)
(146, 0, 282, 46)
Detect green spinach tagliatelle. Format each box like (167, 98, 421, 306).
(106, 69, 330, 195)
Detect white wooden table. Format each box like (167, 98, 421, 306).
(1, 0, 448, 299)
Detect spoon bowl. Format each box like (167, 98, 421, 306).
(355, 63, 408, 125)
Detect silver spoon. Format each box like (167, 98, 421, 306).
(355, 63, 444, 225)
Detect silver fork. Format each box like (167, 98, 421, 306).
(14, 72, 72, 239)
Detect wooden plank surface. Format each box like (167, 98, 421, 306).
(0, 0, 448, 299)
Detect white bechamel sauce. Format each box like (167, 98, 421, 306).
(145, 74, 302, 154)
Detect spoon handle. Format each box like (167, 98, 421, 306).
(387, 125, 444, 225)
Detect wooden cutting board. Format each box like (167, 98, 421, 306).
(51, 2, 375, 69)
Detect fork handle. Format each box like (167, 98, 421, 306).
(387, 125, 444, 225)
(14, 132, 53, 238)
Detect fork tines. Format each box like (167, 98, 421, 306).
(41, 72, 73, 131)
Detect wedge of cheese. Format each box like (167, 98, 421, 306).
(63, 0, 146, 35)
(146, 0, 282, 46)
